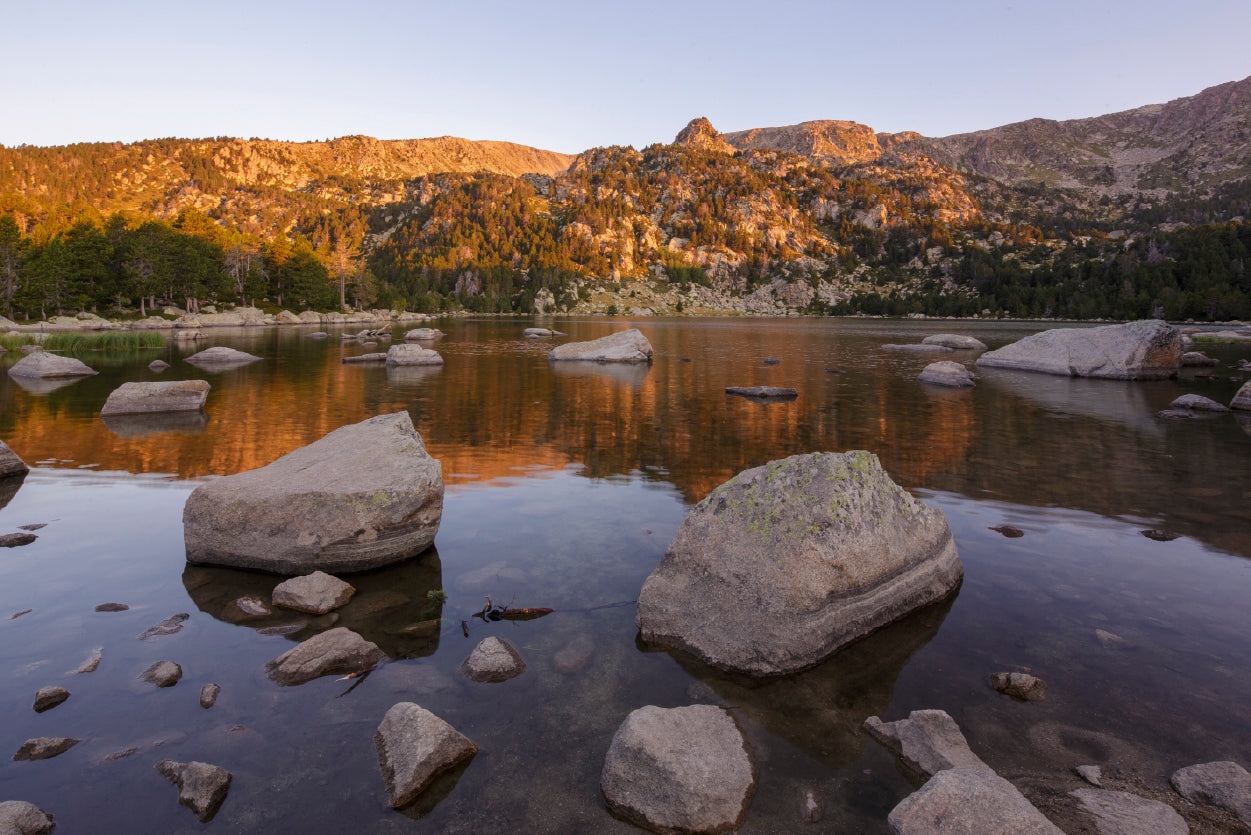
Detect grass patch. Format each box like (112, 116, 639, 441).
(0, 331, 165, 352)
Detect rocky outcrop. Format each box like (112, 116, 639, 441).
(375, 702, 478, 809)
(183, 412, 443, 573)
(272, 571, 356, 615)
(919, 361, 976, 387)
(976, 320, 1180, 379)
(99, 381, 210, 415)
(156, 760, 232, 822)
(673, 118, 737, 155)
(385, 344, 443, 366)
(549, 329, 654, 363)
(265, 627, 384, 685)
(864, 710, 986, 779)
(1170, 761, 1251, 826)
(601, 705, 755, 833)
(0, 440, 29, 478)
(889, 768, 1063, 835)
(0, 801, 55, 834)
(184, 346, 261, 367)
(7, 352, 97, 379)
(461, 637, 526, 682)
(923, 334, 989, 351)
(637, 452, 962, 676)
(1070, 788, 1188, 835)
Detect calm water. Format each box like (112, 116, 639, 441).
(2, 318, 1250, 833)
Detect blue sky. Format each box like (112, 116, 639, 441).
(3, 0, 1249, 152)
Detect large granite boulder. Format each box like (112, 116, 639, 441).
(1170, 760, 1251, 826)
(156, 760, 232, 822)
(889, 768, 1063, 834)
(976, 320, 1180, 379)
(923, 334, 988, 351)
(637, 452, 962, 675)
(183, 412, 443, 573)
(265, 626, 385, 685)
(0, 801, 55, 834)
(184, 346, 261, 367)
(549, 328, 653, 363)
(1232, 381, 1251, 411)
(100, 381, 209, 416)
(375, 702, 478, 809)
(601, 705, 755, 833)
(7, 352, 97, 379)
(1, 440, 29, 478)
(386, 344, 443, 366)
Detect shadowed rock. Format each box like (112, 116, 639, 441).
(1170, 393, 1229, 412)
(142, 660, 183, 687)
(33, 686, 69, 713)
(1180, 351, 1218, 366)
(100, 380, 209, 415)
(7, 352, 98, 379)
(272, 571, 355, 614)
(889, 768, 1063, 834)
(0, 532, 36, 548)
(0, 801, 55, 834)
(864, 709, 986, 779)
(265, 626, 384, 685)
(200, 683, 220, 709)
(183, 412, 443, 573)
(1, 440, 29, 478)
(13, 737, 80, 761)
(990, 671, 1046, 701)
(977, 320, 1180, 379)
(375, 702, 477, 809)
(156, 760, 232, 822)
(601, 705, 755, 833)
(637, 451, 962, 676)
(548, 328, 653, 363)
(1232, 381, 1251, 411)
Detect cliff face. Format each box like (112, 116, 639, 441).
(725, 120, 894, 166)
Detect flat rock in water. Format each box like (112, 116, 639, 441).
(7, 352, 98, 379)
(341, 352, 387, 364)
(1070, 788, 1187, 835)
(94, 602, 129, 612)
(404, 328, 444, 341)
(307, 331, 328, 339)
(0, 440, 29, 478)
(523, 327, 565, 338)
(864, 709, 986, 779)
(548, 328, 654, 363)
(33, 686, 69, 713)
(883, 343, 955, 353)
(71, 646, 103, 674)
(385, 344, 443, 366)
(139, 612, 189, 639)
(989, 671, 1046, 701)
(265, 626, 384, 686)
(1232, 381, 1251, 411)
(0, 532, 36, 548)
(272, 571, 356, 615)
(1096, 628, 1132, 649)
(375, 702, 478, 809)
(1170, 393, 1229, 412)
(200, 683, 221, 709)
(919, 360, 976, 387)
(725, 385, 798, 399)
(13, 737, 80, 761)
(183, 412, 443, 573)
(100, 380, 210, 416)
(1141, 529, 1179, 542)
(1180, 351, 1218, 366)
(142, 660, 183, 687)
(228, 595, 271, 619)
(637, 451, 963, 676)
(923, 333, 989, 351)
(461, 636, 526, 683)
(0, 801, 56, 834)
(184, 347, 260, 367)
(1171, 760, 1251, 825)
(976, 320, 1180, 379)
(156, 759, 232, 822)
(601, 704, 755, 834)
(991, 525, 1025, 537)
(148, 359, 171, 370)
(889, 767, 1063, 835)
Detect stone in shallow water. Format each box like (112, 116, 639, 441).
(200, 683, 221, 709)
(889, 768, 1063, 834)
(989, 671, 1046, 701)
(138, 612, 189, 639)
(0, 439, 29, 478)
(375, 702, 477, 809)
(460, 637, 526, 683)
(1070, 788, 1187, 835)
(33, 686, 70, 712)
(724, 385, 798, 399)
(0, 801, 55, 834)
(99, 380, 210, 415)
(94, 602, 129, 612)
(990, 525, 1025, 537)
(7, 352, 98, 378)
(0, 532, 36, 548)
(864, 709, 986, 779)
(13, 737, 81, 761)
(919, 360, 976, 387)
(142, 660, 183, 687)
(601, 704, 755, 834)
(71, 646, 103, 674)
(1232, 381, 1251, 411)
(272, 571, 356, 615)
(1169, 393, 1229, 412)
(1170, 760, 1251, 826)
(548, 328, 654, 363)
(976, 319, 1180, 380)
(923, 333, 988, 351)
(386, 344, 443, 366)
(184, 346, 261, 367)
(156, 759, 232, 822)
(265, 626, 385, 686)
(637, 451, 962, 676)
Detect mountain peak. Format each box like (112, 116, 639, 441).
(673, 118, 735, 154)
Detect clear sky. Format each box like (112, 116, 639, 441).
(3, 0, 1249, 153)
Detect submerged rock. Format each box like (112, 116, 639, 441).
(375, 702, 477, 809)
(601, 704, 755, 834)
(1070, 788, 1187, 835)
(883, 343, 954, 353)
(184, 347, 261, 367)
(71, 646, 103, 674)
(460, 636, 526, 683)
(100, 380, 210, 416)
(1, 440, 29, 478)
(272, 571, 356, 615)
(199, 683, 221, 709)
(1180, 351, 1218, 367)
(183, 412, 443, 573)
(989, 671, 1046, 701)
(33, 686, 70, 713)
(265, 626, 384, 686)
(889, 768, 1063, 835)
(7, 352, 98, 379)
(976, 320, 1180, 380)
(864, 709, 986, 779)
(548, 328, 653, 363)
(923, 333, 988, 351)
(138, 612, 189, 639)
(990, 525, 1025, 538)
(919, 360, 976, 387)
(156, 759, 232, 822)
(13, 737, 80, 761)
(1170, 760, 1251, 826)
(142, 661, 183, 687)
(637, 451, 962, 676)
(0, 801, 55, 834)
(1169, 393, 1229, 412)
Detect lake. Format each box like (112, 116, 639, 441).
(2, 317, 1250, 832)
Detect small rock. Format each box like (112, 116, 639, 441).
(1170, 393, 1229, 412)
(1096, 629, 1131, 650)
(1180, 351, 1218, 367)
(17, 523, 46, 531)
(200, 683, 221, 709)
(1170, 761, 1251, 826)
(1, 441, 30, 478)
(864, 710, 986, 779)
(265, 626, 385, 686)
(990, 525, 1025, 538)
(0, 532, 36, 547)
(230, 595, 272, 618)
(1233, 381, 1251, 411)
(149, 359, 170, 370)
(13, 737, 81, 761)
(1076, 764, 1104, 787)
(889, 768, 1063, 834)
(1141, 529, 1179, 542)
(156, 759, 232, 822)
(923, 334, 989, 351)
(403, 327, 445, 341)
(375, 702, 478, 809)
(71, 646, 103, 674)
(1070, 787, 1188, 835)
(553, 634, 595, 675)
(105, 746, 140, 761)
(763, 356, 781, 365)
(256, 624, 304, 636)
(307, 331, 328, 339)
(461, 637, 526, 683)
(725, 385, 798, 399)
(800, 786, 822, 823)
(138, 612, 190, 639)
(918, 360, 976, 387)
(341, 352, 387, 364)
(33, 686, 70, 712)
(0, 801, 55, 834)
(184, 347, 261, 367)
(989, 671, 1046, 701)
(272, 571, 356, 615)
(94, 602, 129, 612)
(143, 660, 183, 687)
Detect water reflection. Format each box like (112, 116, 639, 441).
(0, 473, 23, 511)
(7, 374, 87, 396)
(549, 361, 652, 387)
(978, 366, 1164, 433)
(102, 411, 209, 438)
(386, 365, 443, 387)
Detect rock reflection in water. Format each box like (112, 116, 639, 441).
(0, 473, 24, 512)
(182, 548, 445, 659)
(385, 365, 442, 388)
(978, 366, 1163, 433)
(668, 592, 955, 769)
(549, 361, 652, 387)
(102, 410, 209, 437)
(7, 374, 88, 396)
